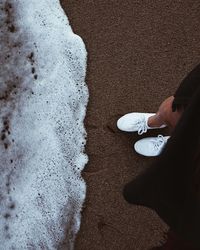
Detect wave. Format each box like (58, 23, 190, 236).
(0, 0, 88, 249)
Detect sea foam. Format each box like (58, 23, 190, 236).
(0, 0, 88, 249)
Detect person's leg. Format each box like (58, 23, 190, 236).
(124, 86, 200, 247)
(147, 63, 200, 131)
(123, 64, 200, 248)
(133, 96, 183, 157)
(147, 96, 184, 131)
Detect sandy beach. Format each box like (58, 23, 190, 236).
(60, 1, 200, 249)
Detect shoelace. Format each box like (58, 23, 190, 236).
(152, 135, 166, 151)
(133, 116, 148, 135)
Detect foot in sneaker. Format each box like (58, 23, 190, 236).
(134, 135, 170, 157)
(117, 113, 166, 135)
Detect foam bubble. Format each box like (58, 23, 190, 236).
(0, 0, 88, 249)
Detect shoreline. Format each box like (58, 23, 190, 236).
(61, 1, 200, 249)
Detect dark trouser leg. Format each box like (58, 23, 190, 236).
(123, 64, 200, 248)
(172, 63, 200, 111)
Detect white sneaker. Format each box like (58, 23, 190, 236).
(134, 135, 170, 157)
(117, 112, 166, 135)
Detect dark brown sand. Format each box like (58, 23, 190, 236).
(60, 1, 200, 249)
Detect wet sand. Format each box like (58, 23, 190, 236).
(60, 1, 200, 249)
